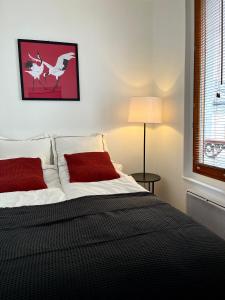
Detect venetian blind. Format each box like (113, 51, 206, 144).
(194, 0, 225, 181)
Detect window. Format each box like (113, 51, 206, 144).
(194, 0, 225, 181)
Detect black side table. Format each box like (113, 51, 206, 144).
(131, 173, 161, 194)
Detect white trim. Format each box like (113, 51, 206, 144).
(183, 176, 225, 195)
(184, 0, 195, 178)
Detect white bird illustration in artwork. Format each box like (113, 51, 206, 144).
(24, 53, 44, 89)
(43, 52, 75, 90)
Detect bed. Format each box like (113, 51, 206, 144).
(0, 134, 225, 299)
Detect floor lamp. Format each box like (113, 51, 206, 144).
(128, 97, 162, 177)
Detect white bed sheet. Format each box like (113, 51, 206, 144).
(59, 164, 148, 200)
(0, 165, 66, 208)
(0, 164, 148, 208)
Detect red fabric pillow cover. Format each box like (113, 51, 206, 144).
(64, 152, 120, 182)
(0, 157, 47, 193)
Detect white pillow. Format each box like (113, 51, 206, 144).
(113, 162, 123, 172)
(54, 134, 106, 166)
(0, 135, 53, 165)
(43, 164, 62, 189)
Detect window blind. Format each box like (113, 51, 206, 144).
(194, 0, 225, 181)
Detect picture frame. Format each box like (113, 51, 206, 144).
(18, 39, 80, 101)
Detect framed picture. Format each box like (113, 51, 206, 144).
(18, 39, 80, 101)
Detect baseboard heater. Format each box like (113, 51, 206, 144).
(187, 191, 225, 240)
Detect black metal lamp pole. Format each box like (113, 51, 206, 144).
(143, 123, 146, 178)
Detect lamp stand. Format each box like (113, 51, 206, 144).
(143, 122, 146, 177)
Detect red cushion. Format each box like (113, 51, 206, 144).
(0, 158, 47, 193)
(64, 152, 120, 182)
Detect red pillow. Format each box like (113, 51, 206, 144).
(0, 157, 47, 193)
(64, 152, 120, 182)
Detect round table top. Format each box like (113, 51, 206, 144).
(131, 173, 161, 183)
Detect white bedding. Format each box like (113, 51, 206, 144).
(0, 133, 148, 208)
(59, 164, 147, 200)
(53, 133, 147, 199)
(0, 164, 147, 208)
(0, 165, 66, 208)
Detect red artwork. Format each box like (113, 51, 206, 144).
(18, 39, 80, 100)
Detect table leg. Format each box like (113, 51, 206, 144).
(152, 182, 154, 195)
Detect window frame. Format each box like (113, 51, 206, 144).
(193, 0, 225, 182)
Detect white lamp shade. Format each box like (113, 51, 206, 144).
(128, 97, 162, 124)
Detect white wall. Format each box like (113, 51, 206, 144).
(184, 0, 225, 208)
(150, 0, 225, 212)
(149, 0, 187, 211)
(0, 0, 153, 174)
(2, 0, 223, 211)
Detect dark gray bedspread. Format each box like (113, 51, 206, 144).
(0, 192, 225, 299)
